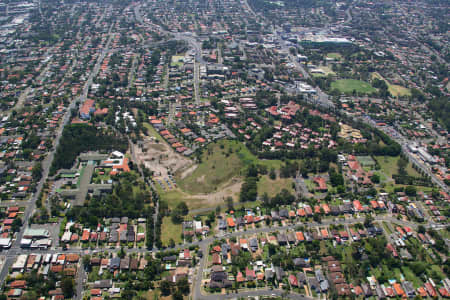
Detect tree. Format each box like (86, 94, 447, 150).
(364, 214, 374, 227)
(405, 185, 417, 197)
(226, 196, 234, 211)
(269, 168, 276, 180)
(176, 202, 189, 216)
(118, 247, 125, 259)
(160, 280, 172, 296)
(11, 218, 22, 232)
(32, 162, 42, 181)
(417, 225, 426, 234)
(82, 255, 91, 271)
(61, 277, 75, 298)
(176, 277, 190, 294)
(172, 289, 183, 300)
(397, 157, 408, 173)
(370, 173, 380, 184)
(240, 177, 258, 202)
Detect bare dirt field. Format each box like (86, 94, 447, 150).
(134, 135, 192, 181)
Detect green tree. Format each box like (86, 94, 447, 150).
(176, 277, 190, 294)
(160, 280, 172, 296)
(61, 277, 75, 298)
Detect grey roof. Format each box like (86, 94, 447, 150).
(274, 266, 284, 281)
(297, 272, 306, 284)
(109, 257, 120, 269)
(320, 279, 329, 291)
(93, 279, 112, 289)
(109, 230, 118, 242)
(315, 269, 325, 282)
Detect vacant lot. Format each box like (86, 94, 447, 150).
(170, 55, 184, 67)
(311, 65, 335, 77)
(326, 52, 342, 60)
(177, 140, 283, 194)
(137, 123, 192, 180)
(374, 155, 420, 179)
(161, 216, 182, 246)
(371, 72, 411, 97)
(388, 84, 411, 97)
(177, 141, 244, 194)
(257, 175, 294, 197)
(331, 79, 376, 94)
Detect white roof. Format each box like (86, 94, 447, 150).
(12, 254, 27, 269)
(111, 151, 124, 158)
(0, 237, 11, 247)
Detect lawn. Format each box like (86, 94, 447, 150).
(257, 175, 294, 197)
(331, 79, 376, 94)
(155, 185, 204, 210)
(170, 55, 184, 67)
(401, 266, 423, 287)
(177, 140, 284, 194)
(311, 65, 335, 77)
(327, 52, 342, 60)
(389, 84, 411, 97)
(374, 156, 420, 179)
(371, 72, 410, 97)
(161, 216, 182, 246)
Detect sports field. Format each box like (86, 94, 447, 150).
(331, 79, 376, 94)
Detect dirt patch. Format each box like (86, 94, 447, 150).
(179, 164, 198, 179)
(196, 175, 205, 183)
(188, 179, 242, 203)
(133, 133, 192, 180)
(147, 144, 166, 151)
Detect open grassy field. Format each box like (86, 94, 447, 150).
(374, 156, 420, 179)
(311, 65, 335, 77)
(154, 185, 204, 209)
(177, 141, 245, 194)
(161, 216, 182, 246)
(170, 55, 184, 67)
(371, 72, 411, 97)
(177, 140, 284, 194)
(331, 79, 376, 94)
(388, 84, 411, 97)
(327, 52, 342, 60)
(257, 175, 294, 197)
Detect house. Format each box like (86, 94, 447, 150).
(249, 238, 258, 252)
(212, 253, 221, 265)
(245, 268, 256, 281)
(218, 219, 227, 230)
(93, 279, 113, 290)
(274, 266, 284, 282)
(277, 233, 288, 245)
(287, 232, 296, 244)
(402, 281, 415, 298)
(109, 257, 120, 270)
(279, 209, 289, 219)
(236, 271, 245, 283)
(289, 274, 298, 287)
(297, 272, 307, 285)
(309, 277, 320, 291)
(265, 268, 274, 281)
(120, 257, 130, 270)
(293, 258, 309, 268)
